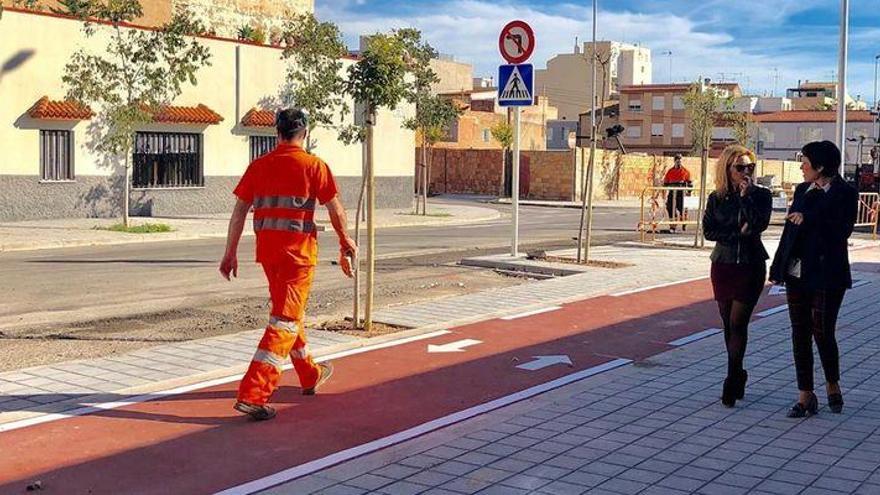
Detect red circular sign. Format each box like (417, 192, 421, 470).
(498, 20, 535, 64)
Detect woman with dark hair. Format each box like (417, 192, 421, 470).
(703, 145, 773, 408)
(770, 140, 858, 418)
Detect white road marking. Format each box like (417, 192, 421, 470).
(756, 305, 788, 317)
(427, 339, 482, 353)
(214, 358, 633, 495)
(0, 330, 453, 433)
(668, 328, 723, 346)
(501, 306, 562, 320)
(610, 276, 709, 297)
(515, 355, 573, 371)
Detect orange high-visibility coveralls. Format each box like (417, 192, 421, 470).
(233, 143, 339, 405)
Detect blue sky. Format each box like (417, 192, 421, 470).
(318, 0, 880, 107)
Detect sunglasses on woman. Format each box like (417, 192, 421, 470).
(734, 163, 756, 173)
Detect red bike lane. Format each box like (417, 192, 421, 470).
(0, 279, 787, 495)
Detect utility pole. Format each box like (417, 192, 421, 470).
(577, 0, 598, 263)
(772, 67, 779, 97)
(836, 0, 849, 164)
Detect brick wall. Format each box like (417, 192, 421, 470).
(524, 150, 575, 200)
(423, 148, 505, 196)
(419, 147, 802, 201)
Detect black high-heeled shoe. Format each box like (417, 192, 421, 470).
(721, 377, 737, 408)
(787, 392, 818, 418)
(828, 393, 844, 414)
(736, 370, 748, 400)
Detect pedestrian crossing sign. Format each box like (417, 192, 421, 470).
(498, 64, 534, 107)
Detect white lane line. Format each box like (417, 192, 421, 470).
(610, 276, 709, 297)
(0, 330, 452, 434)
(852, 280, 871, 289)
(756, 304, 788, 318)
(214, 358, 633, 495)
(668, 328, 723, 347)
(501, 306, 562, 320)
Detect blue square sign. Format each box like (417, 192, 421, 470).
(498, 64, 534, 107)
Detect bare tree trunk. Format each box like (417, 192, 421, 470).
(123, 148, 131, 228)
(352, 138, 368, 329)
(364, 105, 376, 332)
(421, 140, 428, 215)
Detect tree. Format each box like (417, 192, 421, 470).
(491, 120, 513, 196)
(683, 79, 729, 246)
(279, 13, 349, 151)
(343, 31, 419, 331)
(51, 0, 91, 17)
(63, 1, 211, 227)
(406, 93, 460, 214)
(728, 108, 754, 148)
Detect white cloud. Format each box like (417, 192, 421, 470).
(318, 0, 878, 102)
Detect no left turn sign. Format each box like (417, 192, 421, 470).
(498, 20, 535, 64)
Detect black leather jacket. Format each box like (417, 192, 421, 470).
(769, 176, 857, 289)
(702, 186, 773, 264)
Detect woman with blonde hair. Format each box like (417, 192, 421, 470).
(703, 145, 773, 407)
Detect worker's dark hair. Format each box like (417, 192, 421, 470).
(276, 108, 308, 141)
(673, 153, 682, 161)
(801, 140, 840, 177)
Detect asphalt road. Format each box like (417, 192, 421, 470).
(0, 198, 640, 331)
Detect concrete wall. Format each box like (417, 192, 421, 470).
(0, 10, 414, 220)
(430, 58, 474, 94)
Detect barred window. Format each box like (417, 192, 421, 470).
(40, 130, 74, 181)
(133, 132, 203, 188)
(250, 135, 277, 161)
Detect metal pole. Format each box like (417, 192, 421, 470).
(836, 0, 849, 163)
(364, 105, 376, 331)
(511, 106, 521, 256)
(873, 55, 879, 112)
(577, 0, 598, 263)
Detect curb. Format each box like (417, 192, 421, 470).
(0, 209, 502, 253)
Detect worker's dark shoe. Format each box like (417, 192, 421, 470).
(303, 362, 334, 396)
(234, 401, 277, 421)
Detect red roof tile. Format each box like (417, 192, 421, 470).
(753, 110, 875, 123)
(241, 108, 275, 127)
(28, 96, 94, 120)
(152, 104, 223, 125)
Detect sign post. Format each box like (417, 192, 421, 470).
(498, 20, 535, 257)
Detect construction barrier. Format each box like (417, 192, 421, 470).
(638, 185, 701, 242)
(856, 192, 879, 240)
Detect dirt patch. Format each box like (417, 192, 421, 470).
(538, 255, 633, 269)
(0, 263, 521, 371)
(316, 319, 409, 338)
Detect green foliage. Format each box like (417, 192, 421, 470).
(490, 121, 514, 149)
(405, 93, 461, 146)
(51, 0, 92, 17)
(280, 13, 348, 147)
(683, 80, 730, 155)
(251, 26, 267, 45)
(345, 33, 411, 113)
(63, 2, 212, 156)
(237, 24, 255, 41)
(98, 222, 173, 233)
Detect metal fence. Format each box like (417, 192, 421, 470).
(638, 185, 701, 242)
(856, 192, 879, 240)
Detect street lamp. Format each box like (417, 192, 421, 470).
(874, 54, 880, 112)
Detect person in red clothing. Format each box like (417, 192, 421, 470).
(663, 154, 692, 232)
(219, 108, 357, 421)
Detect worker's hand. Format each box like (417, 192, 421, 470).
(339, 252, 355, 278)
(219, 252, 238, 281)
(339, 236, 358, 260)
(787, 212, 804, 225)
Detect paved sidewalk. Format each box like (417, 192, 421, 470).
(264, 263, 880, 495)
(0, 204, 500, 252)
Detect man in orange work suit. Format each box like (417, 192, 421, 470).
(219, 108, 357, 421)
(663, 154, 692, 232)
